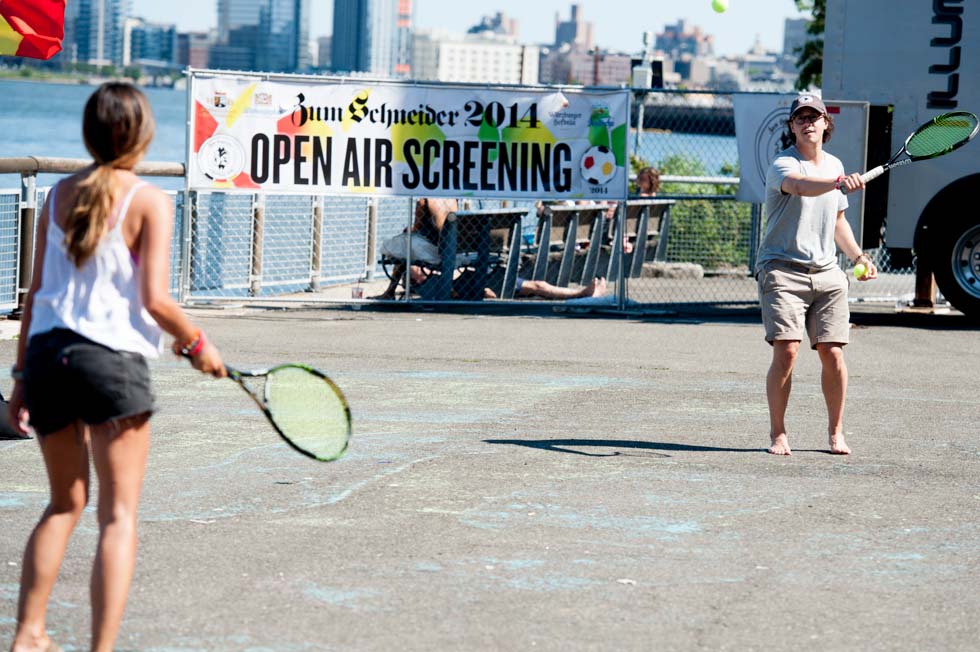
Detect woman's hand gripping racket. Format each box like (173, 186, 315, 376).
(222, 364, 351, 462)
(840, 111, 979, 194)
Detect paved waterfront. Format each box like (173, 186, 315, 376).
(1, 305, 978, 651)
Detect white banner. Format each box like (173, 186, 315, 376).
(733, 93, 798, 203)
(187, 72, 631, 200)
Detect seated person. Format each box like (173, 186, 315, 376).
(374, 197, 458, 299)
(614, 166, 661, 254)
(634, 166, 661, 197)
(0, 390, 29, 439)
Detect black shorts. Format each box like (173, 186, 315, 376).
(24, 328, 156, 436)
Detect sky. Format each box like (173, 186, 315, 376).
(135, 0, 810, 58)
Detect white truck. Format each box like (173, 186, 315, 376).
(822, 0, 979, 318)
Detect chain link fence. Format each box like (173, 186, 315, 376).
(0, 190, 20, 312)
(622, 89, 916, 309)
(0, 89, 924, 314)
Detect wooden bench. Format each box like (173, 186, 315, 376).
(604, 199, 675, 281)
(531, 204, 613, 287)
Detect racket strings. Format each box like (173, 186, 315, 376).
(265, 367, 350, 461)
(907, 115, 979, 158)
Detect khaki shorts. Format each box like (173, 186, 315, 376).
(757, 261, 850, 349)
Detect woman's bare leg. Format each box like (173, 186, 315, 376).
(89, 416, 150, 652)
(12, 423, 90, 652)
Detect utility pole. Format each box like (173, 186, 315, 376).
(632, 31, 655, 155)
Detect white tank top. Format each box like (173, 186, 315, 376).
(28, 181, 164, 359)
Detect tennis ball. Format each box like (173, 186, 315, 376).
(853, 263, 867, 279)
(712, 0, 729, 13)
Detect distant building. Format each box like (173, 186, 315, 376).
(655, 20, 713, 59)
(394, 0, 412, 75)
(554, 4, 593, 50)
(124, 19, 178, 68)
(315, 35, 331, 69)
(177, 32, 212, 69)
(686, 57, 744, 91)
(467, 12, 518, 39)
(332, 0, 413, 77)
(783, 17, 809, 59)
(53, 1, 79, 64)
(539, 46, 631, 86)
(412, 30, 537, 85)
(62, 0, 132, 67)
(211, 0, 310, 73)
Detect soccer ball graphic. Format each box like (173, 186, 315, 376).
(580, 145, 617, 185)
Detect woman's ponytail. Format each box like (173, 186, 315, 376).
(64, 164, 114, 266)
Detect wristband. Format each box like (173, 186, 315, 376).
(834, 175, 844, 190)
(10, 366, 24, 381)
(188, 332, 206, 357)
(179, 330, 205, 357)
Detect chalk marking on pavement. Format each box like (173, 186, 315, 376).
(325, 455, 439, 505)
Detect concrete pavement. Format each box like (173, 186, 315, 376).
(1, 306, 978, 651)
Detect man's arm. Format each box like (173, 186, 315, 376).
(781, 171, 865, 197)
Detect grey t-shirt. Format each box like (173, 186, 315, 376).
(756, 145, 848, 273)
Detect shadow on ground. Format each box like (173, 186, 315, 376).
(484, 437, 764, 457)
(483, 437, 853, 457)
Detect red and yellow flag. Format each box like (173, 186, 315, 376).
(0, 0, 66, 60)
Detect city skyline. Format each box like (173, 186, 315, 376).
(134, 0, 811, 58)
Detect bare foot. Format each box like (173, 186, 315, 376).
(581, 277, 607, 298)
(829, 432, 851, 455)
(768, 433, 792, 455)
(483, 287, 498, 299)
(11, 632, 58, 652)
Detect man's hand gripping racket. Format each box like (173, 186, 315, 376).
(839, 111, 979, 194)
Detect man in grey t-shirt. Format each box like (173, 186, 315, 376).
(756, 94, 877, 456)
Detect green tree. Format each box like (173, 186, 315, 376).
(794, 0, 825, 91)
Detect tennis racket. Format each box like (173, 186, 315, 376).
(225, 364, 351, 462)
(841, 111, 978, 194)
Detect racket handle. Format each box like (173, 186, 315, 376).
(860, 165, 886, 184)
(840, 165, 885, 195)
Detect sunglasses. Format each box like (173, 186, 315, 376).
(792, 113, 825, 126)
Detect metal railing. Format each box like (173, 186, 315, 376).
(0, 156, 920, 313)
(0, 158, 184, 313)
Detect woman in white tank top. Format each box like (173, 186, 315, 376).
(9, 82, 225, 652)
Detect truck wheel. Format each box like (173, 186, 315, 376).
(931, 216, 980, 320)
